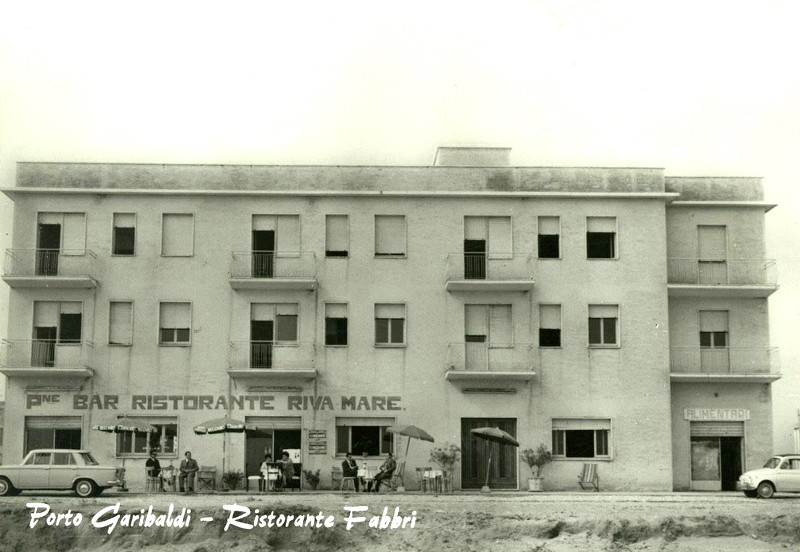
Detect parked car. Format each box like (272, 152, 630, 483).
(738, 454, 800, 498)
(0, 449, 122, 497)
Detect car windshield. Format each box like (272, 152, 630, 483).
(81, 453, 99, 465)
(763, 457, 782, 469)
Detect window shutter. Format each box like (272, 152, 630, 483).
(326, 215, 349, 252)
(160, 303, 189, 328)
(465, 305, 488, 335)
(375, 304, 405, 318)
(276, 303, 298, 316)
(587, 217, 616, 233)
(698, 226, 727, 260)
(464, 217, 487, 240)
(690, 422, 743, 437)
(552, 418, 611, 430)
(109, 302, 133, 345)
(62, 213, 86, 255)
(59, 302, 82, 315)
(538, 216, 560, 235)
(250, 303, 275, 321)
(245, 416, 301, 430)
(276, 315, 298, 341)
(252, 215, 276, 231)
(38, 212, 62, 225)
(34, 301, 59, 326)
(375, 216, 406, 255)
(25, 416, 82, 429)
(113, 213, 135, 228)
(487, 217, 512, 259)
(162, 214, 194, 256)
(699, 311, 728, 332)
(488, 305, 512, 344)
(539, 304, 561, 329)
(276, 215, 300, 255)
(326, 303, 347, 318)
(336, 417, 395, 427)
(588, 304, 618, 318)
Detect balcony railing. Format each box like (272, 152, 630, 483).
(3, 249, 98, 284)
(228, 340, 316, 371)
(228, 251, 318, 290)
(445, 253, 534, 290)
(446, 342, 535, 373)
(0, 339, 94, 370)
(667, 258, 777, 286)
(670, 347, 779, 375)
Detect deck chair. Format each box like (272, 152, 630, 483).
(578, 463, 599, 491)
(385, 461, 405, 491)
(196, 466, 216, 491)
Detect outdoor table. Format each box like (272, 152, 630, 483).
(261, 468, 280, 492)
(160, 468, 176, 492)
(358, 467, 376, 491)
(423, 469, 444, 492)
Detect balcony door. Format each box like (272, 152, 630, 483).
(699, 311, 729, 373)
(698, 226, 727, 284)
(465, 305, 512, 371)
(251, 230, 275, 278)
(36, 223, 61, 276)
(250, 320, 274, 369)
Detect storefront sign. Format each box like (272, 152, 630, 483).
(308, 430, 327, 455)
(684, 408, 750, 421)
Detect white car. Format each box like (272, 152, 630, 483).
(0, 449, 122, 498)
(737, 454, 800, 498)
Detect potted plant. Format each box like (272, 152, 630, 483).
(222, 469, 243, 491)
(520, 444, 552, 491)
(429, 443, 461, 492)
(303, 469, 321, 490)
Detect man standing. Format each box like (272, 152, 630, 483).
(179, 451, 199, 493)
(146, 450, 163, 491)
(372, 451, 397, 492)
(341, 452, 360, 491)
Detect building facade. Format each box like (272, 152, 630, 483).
(0, 149, 780, 491)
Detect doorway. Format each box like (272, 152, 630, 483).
(461, 418, 517, 489)
(37, 223, 61, 275)
(464, 239, 486, 279)
(244, 417, 302, 482)
(690, 421, 744, 491)
(250, 320, 274, 368)
(252, 230, 275, 277)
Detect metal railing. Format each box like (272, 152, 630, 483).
(229, 251, 317, 279)
(670, 347, 779, 374)
(228, 340, 316, 370)
(0, 339, 94, 369)
(4, 249, 98, 278)
(445, 253, 533, 281)
(446, 342, 535, 372)
(667, 258, 777, 286)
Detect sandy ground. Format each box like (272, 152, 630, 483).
(0, 490, 798, 551)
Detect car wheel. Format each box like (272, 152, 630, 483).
(0, 477, 19, 497)
(74, 479, 98, 498)
(743, 490, 757, 498)
(756, 481, 775, 499)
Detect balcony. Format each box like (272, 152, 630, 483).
(0, 339, 94, 378)
(227, 340, 317, 381)
(2, 249, 98, 288)
(228, 251, 318, 290)
(667, 258, 777, 297)
(445, 253, 535, 291)
(670, 347, 781, 383)
(445, 342, 536, 382)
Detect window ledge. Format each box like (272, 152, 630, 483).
(537, 257, 562, 260)
(374, 343, 407, 348)
(588, 345, 620, 349)
(553, 457, 613, 462)
(585, 257, 619, 261)
(159, 343, 192, 347)
(160, 254, 194, 258)
(539, 346, 563, 349)
(325, 345, 349, 348)
(374, 254, 407, 259)
(110, 254, 136, 258)
(325, 254, 350, 259)
(108, 343, 133, 348)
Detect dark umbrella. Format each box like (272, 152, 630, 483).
(93, 416, 158, 491)
(193, 416, 256, 476)
(470, 427, 520, 492)
(386, 425, 435, 489)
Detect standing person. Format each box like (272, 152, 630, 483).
(277, 451, 295, 491)
(372, 451, 397, 492)
(341, 452, 360, 491)
(179, 451, 199, 493)
(146, 450, 163, 491)
(259, 453, 274, 492)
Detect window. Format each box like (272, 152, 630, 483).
(538, 216, 560, 259)
(375, 303, 405, 345)
(335, 418, 395, 456)
(539, 304, 561, 347)
(24, 416, 82, 454)
(699, 311, 728, 348)
(58, 303, 82, 344)
(112, 213, 136, 255)
(159, 302, 191, 345)
(552, 419, 611, 459)
(275, 305, 299, 342)
(588, 304, 618, 346)
(697, 226, 727, 284)
(109, 301, 133, 345)
(586, 216, 617, 259)
(325, 303, 348, 346)
(33, 302, 82, 365)
(116, 418, 178, 456)
(161, 213, 194, 256)
(464, 304, 512, 345)
(374, 215, 406, 257)
(325, 215, 349, 257)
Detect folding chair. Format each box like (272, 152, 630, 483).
(145, 467, 161, 493)
(197, 466, 217, 491)
(578, 463, 599, 491)
(384, 461, 404, 491)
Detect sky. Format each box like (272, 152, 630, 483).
(0, 1, 798, 448)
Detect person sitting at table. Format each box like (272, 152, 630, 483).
(178, 451, 199, 493)
(276, 451, 294, 491)
(259, 453, 275, 491)
(371, 451, 397, 492)
(146, 450, 163, 491)
(341, 452, 360, 491)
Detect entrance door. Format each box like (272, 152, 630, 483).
(464, 239, 486, 279)
(245, 429, 273, 479)
(37, 223, 61, 275)
(461, 418, 517, 489)
(720, 437, 743, 491)
(690, 421, 743, 491)
(252, 230, 275, 277)
(250, 320, 273, 369)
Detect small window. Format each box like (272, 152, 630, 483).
(109, 301, 133, 346)
(112, 213, 136, 255)
(159, 302, 191, 345)
(539, 304, 561, 347)
(588, 304, 618, 346)
(538, 216, 560, 259)
(325, 303, 348, 346)
(335, 418, 394, 456)
(375, 215, 406, 257)
(552, 419, 611, 458)
(161, 213, 194, 257)
(326, 215, 349, 257)
(375, 303, 406, 345)
(699, 311, 728, 349)
(586, 217, 617, 259)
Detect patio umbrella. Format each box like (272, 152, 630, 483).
(193, 416, 256, 476)
(386, 425, 435, 489)
(470, 427, 520, 492)
(92, 416, 158, 491)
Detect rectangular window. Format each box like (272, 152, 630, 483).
(588, 304, 618, 346)
(552, 419, 611, 459)
(538, 216, 560, 259)
(159, 302, 191, 345)
(375, 303, 406, 345)
(586, 216, 617, 259)
(116, 417, 178, 456)
(24, 416, 82, 455)
(325, 303, 348, 346)
(109, 301, 133, 346)
(539, 304, 562, 347)
(275, 304, 299, 342)
(335, 418, 395, 456)
(161, 213, 194, 257)
(375, 215, 406, 257)
(112, 213, 136, 255)
(699, 311, 728, 348)
(58, 302, 82, 344)
(325, 215, 349, 257)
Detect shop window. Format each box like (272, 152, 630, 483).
(552, 419, 611, 459)
(24, 416, 82, 454)
(325, 215, 349, 257)
(116, 418, 178, 457)
(335, 418, 395, 456)
(159, 302, 191, 345)
(375, 303, 405, 345)
(325, 303, 348, 346)
(375, 215, 406, 257)
(586, 216, 617, 259)
(161, 213, 194, 257)
(588, 304, 618, 346)
(539, 304, 561, 347)
(538, 216, 560, 259)
(109, 301, 133, 345)
(112, 213, 136, 255)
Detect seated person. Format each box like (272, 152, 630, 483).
(371, 451, 397, 492)
(341, 452, 360, 491)
(259, 453, 275, 491)
(178, 451, 199, 493)
(276, 451, 295, 490)
(146, 450, 163, 491)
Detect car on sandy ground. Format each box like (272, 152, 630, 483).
(0, 449, 122, 497)
(737, 453, 800, 498)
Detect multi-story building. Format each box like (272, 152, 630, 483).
(0, 148, 780, 491)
